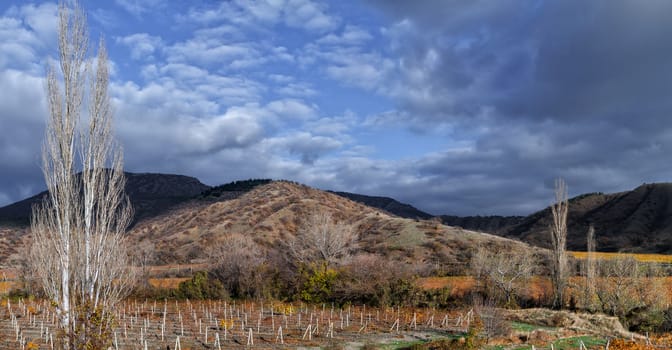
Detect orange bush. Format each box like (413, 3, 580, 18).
(608, 339, 657, 349)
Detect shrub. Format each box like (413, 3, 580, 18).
(174, 271, 228, 300)
(298, 263, 338, 303)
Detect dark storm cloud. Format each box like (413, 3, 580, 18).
(4, 0, 672, 218)
(0, 69, 47, 205)
(371, 0, 672, 124)
(350, 0, 672, 215)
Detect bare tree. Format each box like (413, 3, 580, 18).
(594, 256, 665, 327)
(472, 295, 510, 343)
(583, 225, 597, 311)
(550, 178, 569, 309)
(471, 245, 536, 307)
(134, 240, 157, 288)
(289, 210, 357, 270)
(207, 233, 265, 298)
(29, 2, 133, 348)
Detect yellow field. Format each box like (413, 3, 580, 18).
(147, 277, 190, 289)
(569, 251, 672, 263)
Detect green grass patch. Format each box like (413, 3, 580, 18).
(510, 321, 555, 332)
(552, 335, 606, 349)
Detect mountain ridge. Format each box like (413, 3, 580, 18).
(3, 172, 672, 253)
(0, 172, 211, 226)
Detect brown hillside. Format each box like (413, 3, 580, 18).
(128, 181, 530, 269)
(503, 183, 672, 253)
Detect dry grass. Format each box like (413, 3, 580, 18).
(569, 251, 672, 263)
(417, 275, 552, 301)
(147, 277, 189, 289)
(0, 281, 16, 294)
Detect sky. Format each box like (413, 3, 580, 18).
(2, 0, 672, 216)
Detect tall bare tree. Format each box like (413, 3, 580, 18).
(289, 210, 357, 270)
(29, 2, 133, 348)
(583, 225, 597, 311)
(550, 178, 569, 309)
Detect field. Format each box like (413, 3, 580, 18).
(2, 298, 667, 349)
(0, 298, 478, 349)
(569, 251, 672, 263)
(2, 253, 672, 349)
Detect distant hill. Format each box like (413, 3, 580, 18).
(0, 179, 530, 267)
(0, 172, 211, 225)
(5, 171, 672, 255)
(200, 179, 273, 197)
(127, 181, 527, 266)
(331, 191, 434, 220)
(439, 215, 525, 234)
(499, 184, 672, 253)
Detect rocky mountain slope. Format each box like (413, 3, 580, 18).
(331, 191, 434, 220)
(4, 171, 672, 255)
(128, 181, 525, 268)
(439, 215, 525, 234)
(502, 183, 672, 253)
(0, 172, 210, 226)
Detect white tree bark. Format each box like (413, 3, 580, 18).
(29, 2, 134, 348)
(550, 178, 569, 309)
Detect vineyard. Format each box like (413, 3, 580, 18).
(0, 299, 477, 349)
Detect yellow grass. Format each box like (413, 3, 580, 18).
(569, 251, 672, 263)
(416, 276, 552, 301)
(0, 281, 16, 294)
(148, 277, 189, 289)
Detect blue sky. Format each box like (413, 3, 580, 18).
(2, 0, 672, 216)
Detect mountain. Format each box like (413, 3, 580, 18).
(439, 215, 525, 234)
(5, 171, 672, 255)
(499, 183, 672, 253)
(0, 172, 211, 226)
(331, 191, 433, 220)
(127, 181, 527, 267)
(0, 179, 529, 267)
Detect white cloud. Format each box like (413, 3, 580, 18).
(5, 2, 57, 45)
(317, 25, 372, 45)
(267, 99, 317, 120)
(282, 0, 338, 32)
(181, 0, 338, 32)
(165, 37, 261, 68)
(136, 62, 264, 105)
(0, 3, 58, 72)
(114, 0, 163, 18)
(91, 8, 117, 28)
(276, 82, 317, 97)
(116, 33, 163, 60)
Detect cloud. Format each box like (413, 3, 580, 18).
(267, 99, 317, 120)
(5, 2, 57, 45)
(116, 33, 162, 60)
(114, 0, 164, 18)
(0, 3, 58, 72)
(317, 25, 372, 45)
(91, 8, 117, 28)
(181, 0, 339, 32)
(0, 69, 48, 207)
(265, 132, 343, 165)
(366, 0, 672, 125)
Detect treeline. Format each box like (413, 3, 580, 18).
(199, 179, 273, 198)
